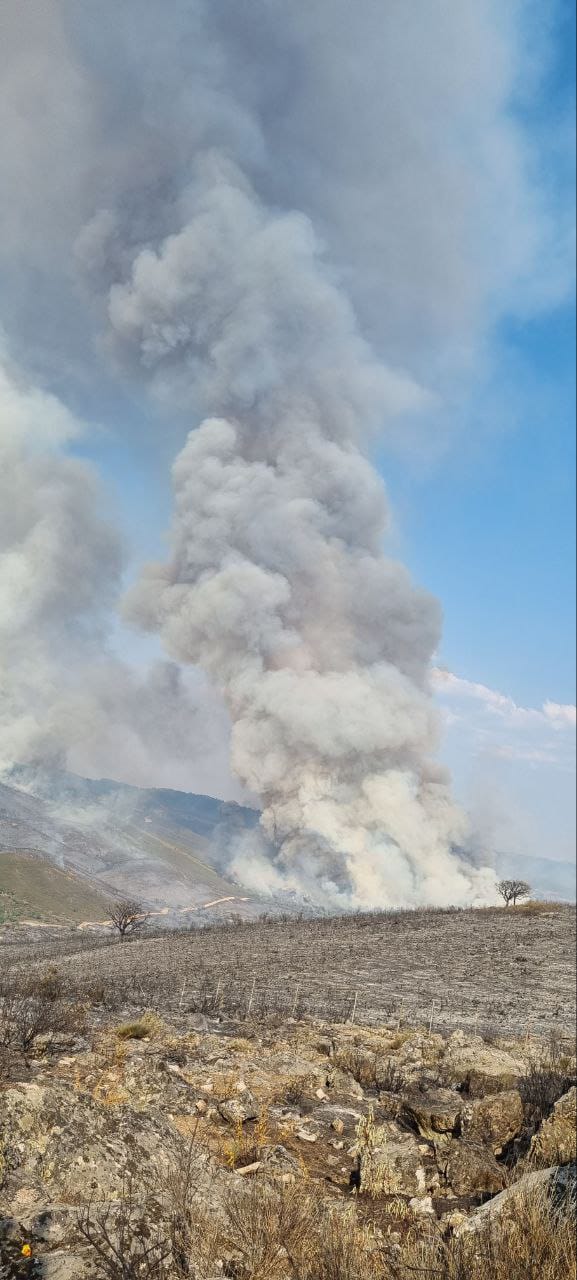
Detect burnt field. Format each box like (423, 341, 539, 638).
(4, 902, 575, 1042)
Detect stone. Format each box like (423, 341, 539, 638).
(455, 1165, 575, 1236)
(331, 1119, 345, 1134)
(530, 1087, 576, 1165)
(0, 1080, 228, 1218)
(409, 1195, 435, 1216)
(296, 1129, 318, 1143)
(217, 1093, 258, 1124)
(461, 1089, 524, 1154)
(439, 1139, 507, 1197)
(316, 1039, 334, 1057)
(403, 1088, 461, 1140)
(441, 1035, 524, 1097)
(262, 1145, 301, 1176)
(443, 1209, 467, 1231)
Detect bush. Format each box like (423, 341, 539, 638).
(0, 975, 81, 1055)
(114, 1013, 164, 1041)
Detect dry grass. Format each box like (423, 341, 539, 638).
(73, 1152, 576, 1280)
(398, 1184, 576, 1280)
(222, 1111, 271, 1170)
(114, 1012, 164, 1041)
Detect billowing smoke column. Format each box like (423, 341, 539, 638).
(109, 158, 491, 907)
(1, 1, 567, 906)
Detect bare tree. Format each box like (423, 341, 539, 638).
(108, 899, 149, 939)
(496, 879, 531, 907)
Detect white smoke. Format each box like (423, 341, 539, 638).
(0, 351, 238, 796)
(0, 2, 572, 906)
(109, 164, 490, 907)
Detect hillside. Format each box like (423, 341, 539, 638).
(0, 850, 114, 925)
(11, 902, 574, 1042)
(0, 773, 262, 922)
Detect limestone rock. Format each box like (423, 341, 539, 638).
(217, 1093, 258, 1125)
(402, 1088, 461, 1140)
(439, 1139, 507, 1196)
(441, 1033, 524, 1096)
(409, 1195, 435, 1216)
(530, 1087, 576, 1165)
(461, 1089, 524, 1154)
(455, 1164, 576, 1236)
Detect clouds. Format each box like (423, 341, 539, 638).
(432, 667, 576, 771)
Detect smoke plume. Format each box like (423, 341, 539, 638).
(0, 2, 571, 905)
(0, 350, 237, 796)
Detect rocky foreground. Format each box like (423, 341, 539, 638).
(1, 989, 576, 1278)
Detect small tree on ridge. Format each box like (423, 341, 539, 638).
(496, 879, 531, 907)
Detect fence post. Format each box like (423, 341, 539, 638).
(178, 979, 187, 1011)
(428, 1000, 437, 1037)
(292, 984, 300, 1017)
(247, 977, 256, 1017)
(350, 991, 358, 1025)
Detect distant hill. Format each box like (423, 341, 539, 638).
(1, 767, 573, 927)
(0, 769, 261, 923)
(494, 850, 575, 902)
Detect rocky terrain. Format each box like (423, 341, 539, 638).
(0, 907, 576, 1278)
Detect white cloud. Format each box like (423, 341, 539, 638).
(432, 667, 576, 743)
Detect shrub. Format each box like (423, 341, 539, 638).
(114, 1013, 164, 1041)
(223, 1111, 270, 1170)
(0, 977, 80, 1055)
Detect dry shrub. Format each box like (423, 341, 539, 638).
(220, 1181, 316, 1280)
(333, 1045, 378, 1087)
(114, 1012, 164, 1041)
(0, 974, 81, 1054)
(354, 1107, 401, 1197)
(397, 1183, 576, 1280)
(275, 1074, 314, 1106)
(223, 1111, 270, 1170)
(76, 1159, 575, 1280)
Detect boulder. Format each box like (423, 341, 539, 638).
(439, 1139, 507, 1197)
(402, 1088, 461, 1140)
(0, 1080, 227, 1215)
(461, 1090, 524, 1154)
(456, 1164, 576, 1236)
(530, 1087, 576, 1166)
(441, 1033, 524, 1097)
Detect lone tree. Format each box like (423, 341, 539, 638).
(496, 879, 531, 907)
(108, 899, 149, 939)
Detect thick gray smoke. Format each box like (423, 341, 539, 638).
(0, 1, 571, 905)
(0, 350, 238, 796)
